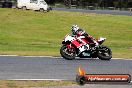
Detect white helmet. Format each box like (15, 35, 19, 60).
(71, 25, 79, 34)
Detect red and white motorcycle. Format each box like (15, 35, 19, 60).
(60, 34, 112, 60)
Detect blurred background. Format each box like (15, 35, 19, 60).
(0, 0, 132, 10)
(0, 0, 132, 11)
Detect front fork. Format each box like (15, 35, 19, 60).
(66, 44, 72, 49)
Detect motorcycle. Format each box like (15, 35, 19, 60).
(60, 34, 112, 60)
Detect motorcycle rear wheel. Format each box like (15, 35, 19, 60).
(60, 45, 76, 60)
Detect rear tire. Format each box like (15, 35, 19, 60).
(39, 8, 44, 12)
(22, 6, 27, 10)
(97, 46, 112, 60)
(60, 45, 76, 60)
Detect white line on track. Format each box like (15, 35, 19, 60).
(0, 55, 18, 56)
(5, 79, 132, 83)
(6, 79, 70, 81)
(22, 56, 54, 58)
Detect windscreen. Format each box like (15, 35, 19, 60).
(40, 0, 47, 5)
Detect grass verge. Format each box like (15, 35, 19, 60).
(0, 80, 76, 88)
(0, 8, 132, 58)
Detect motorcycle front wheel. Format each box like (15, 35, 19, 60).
(97, 46, 112, 60)
(60, 45, 76, 60)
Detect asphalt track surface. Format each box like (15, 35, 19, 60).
(0, 56, 132, 80)
(0, 56, 132, 88)
(53, 8, 132, 16)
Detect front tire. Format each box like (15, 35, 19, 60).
(97, 46, 112, 60)
(60, 45, 76, 60)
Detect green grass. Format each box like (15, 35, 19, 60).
(0, 8, 132, 58)
(0, 80, 76, 88)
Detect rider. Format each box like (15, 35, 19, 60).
(71, 25, 99, 48)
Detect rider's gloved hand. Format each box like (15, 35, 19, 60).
(94, 41, 99, 46)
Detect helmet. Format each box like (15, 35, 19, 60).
(71, 25, 79, 34)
